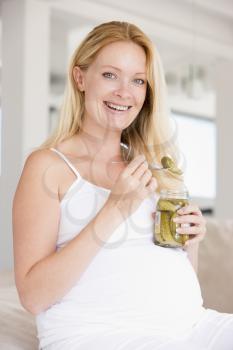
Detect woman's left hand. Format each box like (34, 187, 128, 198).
(173, 203, 207, 248)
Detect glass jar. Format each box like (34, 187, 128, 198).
(154, 189, 190, 248)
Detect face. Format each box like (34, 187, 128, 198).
(73, 41, 147, 133)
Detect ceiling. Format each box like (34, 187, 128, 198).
(47, 0, 233, 77)
(1, 0, 232, 76)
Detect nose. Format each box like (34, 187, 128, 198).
(113, 80, 132, 100)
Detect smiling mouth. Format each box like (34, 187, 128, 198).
(104, 101, 132, 111)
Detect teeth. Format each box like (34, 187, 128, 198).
(105, 102, 130, 111)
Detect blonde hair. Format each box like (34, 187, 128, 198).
(39, 21, 184, 191)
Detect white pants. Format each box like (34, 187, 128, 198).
(42, 309, 233, 350)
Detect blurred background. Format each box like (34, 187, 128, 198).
(0, 0, 233, 270)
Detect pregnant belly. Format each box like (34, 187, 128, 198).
(41, 243, 203, 335)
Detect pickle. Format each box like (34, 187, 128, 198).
(161, 156, 174, 169)
(161, 156, 183, 175)
(157, 199, 177, 212)
(160, 211, 175, 243)
(154, 197, 189, 248)
(170, 212, 178, 236)
(168, 166, 183, 176)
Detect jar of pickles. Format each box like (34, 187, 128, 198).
(154, 189, 190, 248)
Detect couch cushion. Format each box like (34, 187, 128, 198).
(0, 271, 38, 350)
(198, 218, 233, 313)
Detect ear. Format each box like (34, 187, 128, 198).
(73, 66, 85, 91)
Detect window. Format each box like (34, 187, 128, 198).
(172, 111, 216, 200)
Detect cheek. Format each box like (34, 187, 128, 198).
(85, 79, 110, 103)
(135, 89, 147, 108)
(84, 82, 103, 106)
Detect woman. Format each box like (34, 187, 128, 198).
(13, 21, 233, 349)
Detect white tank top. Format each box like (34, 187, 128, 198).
(36, 148, 204, 347)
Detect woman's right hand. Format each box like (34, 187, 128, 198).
(106, 154, 158, 219)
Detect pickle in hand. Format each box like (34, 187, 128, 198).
(154, 197, 189, 248)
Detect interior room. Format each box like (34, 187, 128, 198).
(0, 0, 233, 348)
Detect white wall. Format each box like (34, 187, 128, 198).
(0, 0, 50, 270)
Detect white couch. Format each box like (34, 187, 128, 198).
(0, 271, 38, 349)
(1, 217, 232, 349)
(198, 217, 233, 313)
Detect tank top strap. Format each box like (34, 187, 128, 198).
(50, 147, 80, 178)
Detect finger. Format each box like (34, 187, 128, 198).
(145, 177, 158, 194)
(173, 214, 205, 226)
(176, 225, 205, 235)
(125, 155, 146, 175)
(133, 160, 149, 179)
(177, 204, 202, 216)
(139, 169, 152, 186)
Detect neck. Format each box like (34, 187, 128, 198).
(76, 128, 125, 163)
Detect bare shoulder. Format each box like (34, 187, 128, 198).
(23, 148, 60, 175)
(13, 148, 62, 229)
(17, 148, 66, 199)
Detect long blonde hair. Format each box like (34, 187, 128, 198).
(39, 21, 184, 191)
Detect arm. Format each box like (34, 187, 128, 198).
(13, 150, 123, 315)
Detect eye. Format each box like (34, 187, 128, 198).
(102, 72, 116, 79)
(134, 78, 145, 85)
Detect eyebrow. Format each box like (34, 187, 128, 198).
(101, 65, 146, 75)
